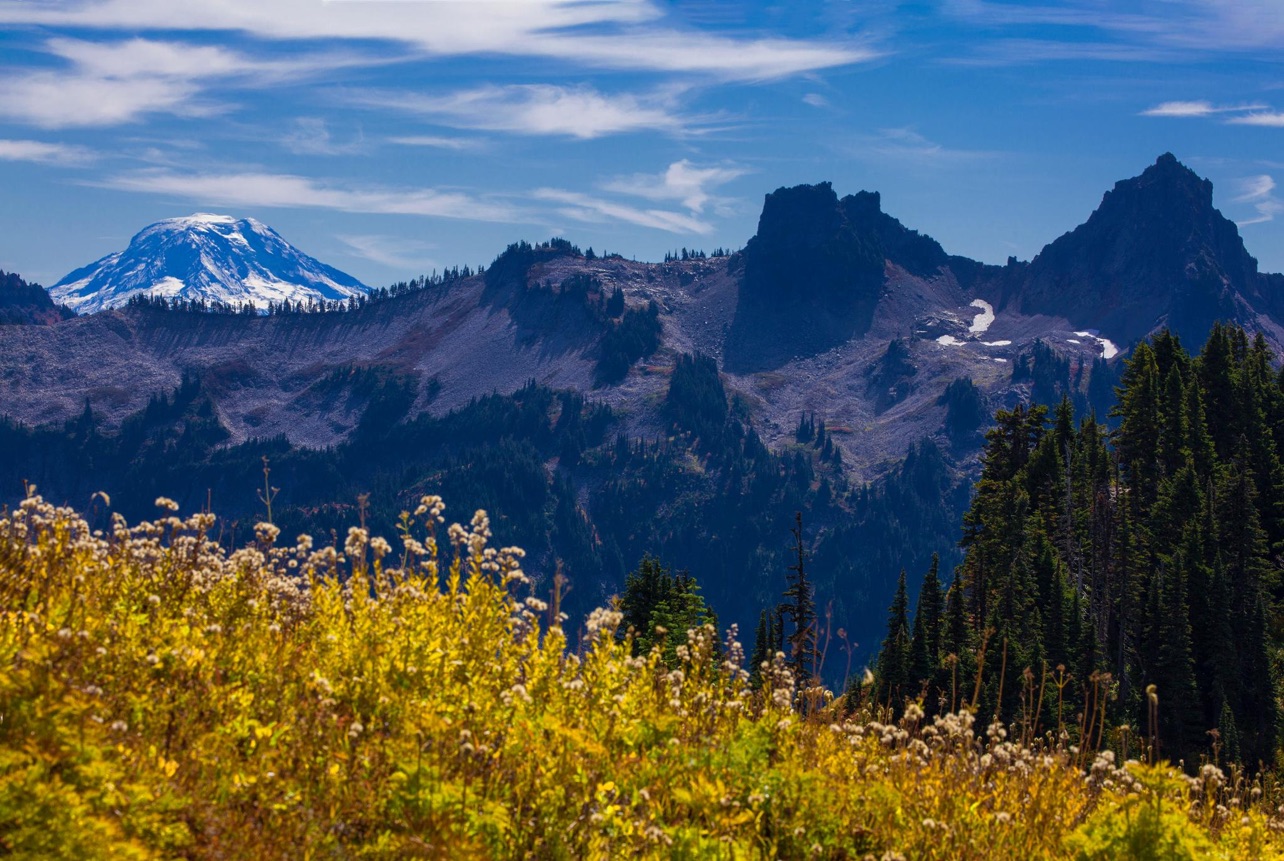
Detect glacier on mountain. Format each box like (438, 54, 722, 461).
(49, 214, 369, 313)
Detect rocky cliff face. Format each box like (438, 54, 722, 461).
(726, 182, 885, 370)
(840, 190, 951, 279)
(1012, 153, 1270, 346)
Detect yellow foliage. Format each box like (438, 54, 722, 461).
(0, 493, 1281, 859)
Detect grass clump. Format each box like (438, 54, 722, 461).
(1, 491, 1282, 859)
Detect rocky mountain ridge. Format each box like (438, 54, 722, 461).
(5, 155, 1281, 480)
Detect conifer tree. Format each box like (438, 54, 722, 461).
(940, 569, 974, 712)
(1114, 342, 1163, 510)
(1183, 377, 1217, 483)
(909, 555, 944, 690)
(877, 569, 912, 706)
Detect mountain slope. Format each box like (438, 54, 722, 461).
(49, 214, 369, 313)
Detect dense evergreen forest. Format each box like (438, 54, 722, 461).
(874, 323, 1284, 771)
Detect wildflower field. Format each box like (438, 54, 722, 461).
(1, 493, 1281, 859)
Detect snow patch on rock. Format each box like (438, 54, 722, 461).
(968, 299, 995, 335)
(1073, 330, 1120, 360)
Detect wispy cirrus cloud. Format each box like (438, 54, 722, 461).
(93, 168, 518, 222)
(531, 188, 714, 234)
(1141, 100, 1268, 118)
(0, 0, 875, 82)
(387, 135, 481, 151)
(355, 84, 693, 140)
(1141, 100, 1284, 128)
(0, 37, 372, 128)
(949, 39, 1180, 66)
(0, 138, 95, 166)
(942, 0, 1284, 63)
(602, 160, 745, 214)
(281, 118, 366, 156)
(88, 162, 746, 237)
(1228, 112, 1284, 128)
(1234, 175, 1283, 226)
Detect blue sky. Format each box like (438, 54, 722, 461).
(0, 0, 1282, 289)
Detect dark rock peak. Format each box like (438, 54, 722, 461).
(727, 182, 885, 370)
(1018, 153, 1265, 346)
(751, 182, 846, 250)
(840, 190, 949, 279)
(1087, 153, 1223, 245)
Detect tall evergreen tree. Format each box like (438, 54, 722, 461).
(909, 554, 945, 691)
(940, 569, 974, 712)
(877, 569, 912, 706)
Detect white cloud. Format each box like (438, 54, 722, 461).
(89, 163, 739, 235)
(1142, 101, 1217, 118)
(1141, 100, 1271, 119)
(942, 0, 1284, 62)
(0, 68, 208, 128)
(362, 84, 687, 139)
(602, 160, 745, 213)
(0, 138, 95, 165)
(0, 37, 359, 128)
(1228, 112, 1284, 128)
(803, 93, 830, 108)
(387, 135, 481, 151)
(531, 188, 714, 234)
(1233, 174, 1283, 226)
(94, 168, 518, 221)
(0, 1, 874, 81)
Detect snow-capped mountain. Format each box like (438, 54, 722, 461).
(49, 214, 369, 313)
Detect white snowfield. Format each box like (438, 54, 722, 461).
(935, 298, 1122, 364)
(1073, 331, 1120, 359)
(49, 213, 369, 314)
(968, 299, 995, 334)
(938, 299, 1002, 348)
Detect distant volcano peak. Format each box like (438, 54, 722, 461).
(49, 214, 368, 314)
